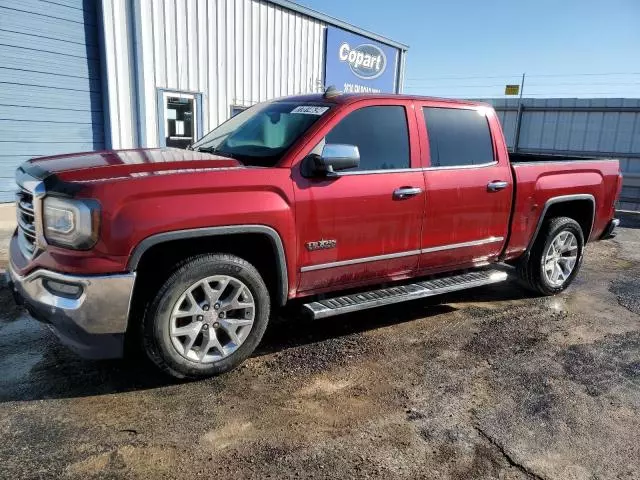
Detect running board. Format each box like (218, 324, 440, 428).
(302, 269, 508, 320)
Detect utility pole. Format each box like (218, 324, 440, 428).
(512, 72, 526, 153)
(518, 72, 526, 103)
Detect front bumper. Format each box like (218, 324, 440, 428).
(6, 263, 135, 359)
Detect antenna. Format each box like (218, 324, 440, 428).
(323, 85, 341, 98)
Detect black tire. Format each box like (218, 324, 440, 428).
(516, 216, 585, 296)
(142, 253, 270, 379)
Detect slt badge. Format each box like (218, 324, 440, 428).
(306, 239, 337, 251)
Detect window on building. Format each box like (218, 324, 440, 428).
(423, 107, 494, 167)
(323, 105, 410, 171)
(163, 92, 198, 149)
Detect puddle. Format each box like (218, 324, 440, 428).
(557, 331, 640, 397)
(0, 314, 46, 349)
(609, 276, 640, 316)
(0, 350, 44, 383)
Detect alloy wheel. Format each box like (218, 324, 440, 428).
(169, 275, 255, 363)
(543, 231, 579, 287)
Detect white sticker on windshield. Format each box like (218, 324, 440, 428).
(290, 106, 329, 115)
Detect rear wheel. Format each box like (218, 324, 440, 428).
(142, 254, 270, 379)
(517, 216, 584, 295)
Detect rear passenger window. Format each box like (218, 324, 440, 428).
(325, 106, 410, 171)
(423, 107, 494, 167)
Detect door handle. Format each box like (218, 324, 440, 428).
(393, 187, 423, 200)
(487, 180, 509, 192)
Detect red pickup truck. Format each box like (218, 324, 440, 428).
(7, 92, 622, 379)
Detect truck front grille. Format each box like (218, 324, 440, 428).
(16, 188, 37, 258)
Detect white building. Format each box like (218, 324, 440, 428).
(0, 0, 408, 202)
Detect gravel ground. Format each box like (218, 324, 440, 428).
(0, 218, 639, 479)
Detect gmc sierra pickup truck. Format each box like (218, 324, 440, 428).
(7, 92, 622, 379)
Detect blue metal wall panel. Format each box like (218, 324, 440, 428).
(0, 0, 103, 202)
(0, 6, 95, 44)
(0, 70, 102, 93)
(0, 105, 100, 123)
(0, 84, 103, 110)
(0, 30, 100, 59)
(0, 120, 104, 144)
(0, 143, 98, 156)
(2, 45, 100, 79)
(0, 0, 96, 24)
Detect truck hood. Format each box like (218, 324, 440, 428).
(21, 148, 243, 183)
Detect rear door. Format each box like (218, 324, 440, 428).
(416, 103, 513, 272)
(291, 99, 426, 294)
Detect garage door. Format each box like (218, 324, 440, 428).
(0, 0, 104, 202)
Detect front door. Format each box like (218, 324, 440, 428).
(416, 103, 513, 272)
(292, 100, 426, 294)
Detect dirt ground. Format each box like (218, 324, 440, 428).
(0, 216, 639, 480)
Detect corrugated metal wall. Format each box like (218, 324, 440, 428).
(103, 0, 325, 150)
(486, 98, 640, 211)
(0, 0, 104, 202)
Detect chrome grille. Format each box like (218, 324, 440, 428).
(16, 187, 37, 258)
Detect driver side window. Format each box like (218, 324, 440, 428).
(320, 105, 411, 171)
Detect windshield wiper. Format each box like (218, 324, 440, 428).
(195, 146, 236, 160)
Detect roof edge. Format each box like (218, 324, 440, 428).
(267, 0, 409, 51)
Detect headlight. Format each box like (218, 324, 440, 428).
(43, 196, 100, 249)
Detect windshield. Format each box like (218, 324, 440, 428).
(191, 101, 331, 167)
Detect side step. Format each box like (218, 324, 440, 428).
(302, 269, 508, 320)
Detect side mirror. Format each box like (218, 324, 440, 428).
(306, 144, 360, 177)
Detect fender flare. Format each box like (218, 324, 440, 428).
(525, 194, 596, 254)
(128, 225, 289, 306)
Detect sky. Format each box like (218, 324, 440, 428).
(294, 0, 640, 99)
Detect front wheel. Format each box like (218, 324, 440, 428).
(142, 253, 271, 379)
(517, 216, 585, 295)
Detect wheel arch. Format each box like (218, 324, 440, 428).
(526, 194, 596, 254)
(128, 225, 289, 306)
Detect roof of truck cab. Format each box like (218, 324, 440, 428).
(275, 93, 491, 108)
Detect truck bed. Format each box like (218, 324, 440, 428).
(504, 156, 621, 260)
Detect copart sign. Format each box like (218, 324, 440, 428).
(339, 43, 386, 79)
(324, 26, 399, 94)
